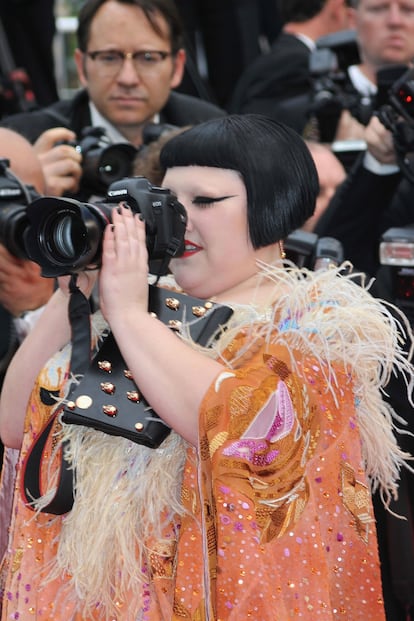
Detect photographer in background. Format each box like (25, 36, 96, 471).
(315, 107, 414, 621)
(0, 128, 53, 389)
(228, 0, 352, 135)
(315, 114, 402, 275)
(0, 128, 53, 576)
(326, 0, 414, 141)
(0, 0, 225, 201)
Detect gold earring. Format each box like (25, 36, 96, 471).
(279, 240, 286, 260)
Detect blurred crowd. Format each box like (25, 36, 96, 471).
(1, 0, 414, 619)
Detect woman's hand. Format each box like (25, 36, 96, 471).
(95, 203, 222, 445)
(365, 114, 397, 165)
(99, 204, 149, 327)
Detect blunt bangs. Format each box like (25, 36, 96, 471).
(160, 115, 319, 248)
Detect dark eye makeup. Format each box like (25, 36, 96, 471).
(192, 195, 236, 206)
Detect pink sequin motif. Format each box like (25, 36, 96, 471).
(223, 380, 295, 465)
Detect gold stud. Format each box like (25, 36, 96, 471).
(204, 301, 213, 310)
(124, 369, 133, 380)
(192, 305, 206, 317)
(98, 360, 112, 373)
(134, 422, 144, 431)
(102, 404, 117, 417)
(127, 391, 140, 402)
(66, 401, 76, 410)
(100, 382, 115, 394)
(165, 297, 180, 311)
(168, 319, 182, 331)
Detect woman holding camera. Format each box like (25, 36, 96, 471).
(0, 114, 412, 620)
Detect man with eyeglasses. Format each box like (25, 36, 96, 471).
(0, 0, 225, 201)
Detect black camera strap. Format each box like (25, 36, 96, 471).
(67, 273, 92, 377)
(21, 274, 92, 515)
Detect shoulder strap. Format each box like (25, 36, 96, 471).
(20, 411, 74, 514)
(21, 275, 92, 514)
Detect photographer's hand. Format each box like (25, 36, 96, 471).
(34, 127, 82, 196)
(0, 244, 54, 316)
(365, 115, 397, 165)
(334, 109, 367, 141)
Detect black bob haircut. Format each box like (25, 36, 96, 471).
(159, 114, 319, 248)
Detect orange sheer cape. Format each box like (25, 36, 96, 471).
(1, 265, 412, 620)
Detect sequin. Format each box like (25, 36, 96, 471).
(1, 305, 391, 620)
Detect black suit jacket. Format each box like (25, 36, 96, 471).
(0, 88, 226, 144)
(228, 33, 313, 134)
(314, 154, 403, 277)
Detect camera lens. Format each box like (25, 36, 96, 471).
(81, 142, 137, 193)
(49, 214, 83, 260)
(24, 180, 186, 278)
(98, 145, 135, 186)
(0, 204, 30, 258)
(39, 208, 92, 265)
(24, 197, 108, 276)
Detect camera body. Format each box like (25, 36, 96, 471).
(285, 229, 344, 270)
(376, 66, 414, 183)
(380, 66, 414, 122)
(0, 158, 41, 258)
(309, 29, 366, 142)
(60, 124, 180, 198)
(24, 176, 187, 277)
(379, 226, 414, 325)
(58, 126, 138, 196)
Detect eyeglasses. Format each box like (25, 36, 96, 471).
(86, 49, 173, 76)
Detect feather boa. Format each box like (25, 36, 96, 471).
(36, 262, 414, 618)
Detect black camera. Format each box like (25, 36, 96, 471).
(0, 158, 41, 257)
(378, 66, 414, 121)
(376, 66, 414, 183)
(309, 29, 365, 142)
(285, 229, 344, 270)
(23, 176, 187, 278)
(379, 226, 414, 325)
(59, 126, 138, 196)
(61, 124, 182, 197)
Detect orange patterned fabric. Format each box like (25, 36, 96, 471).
(0, 333, 386, 620)
(194, 341, 385, 620)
